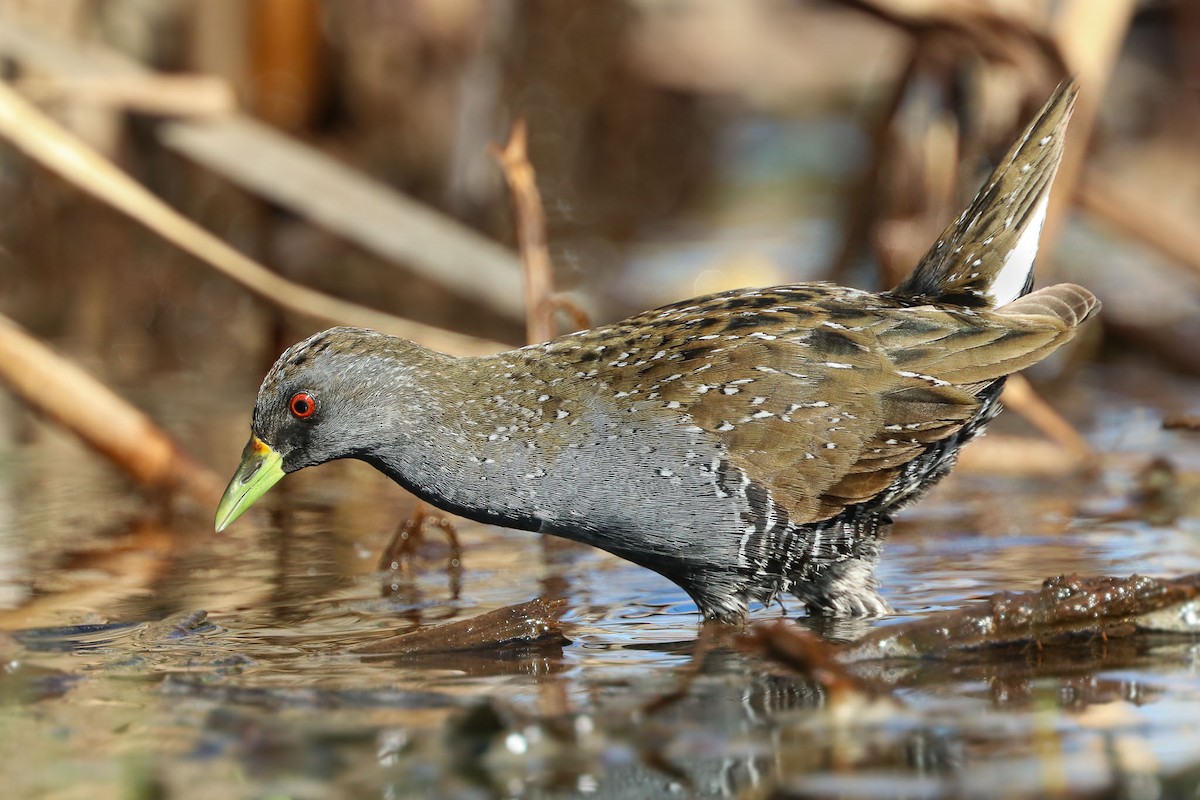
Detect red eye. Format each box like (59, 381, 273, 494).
(289, 392, 316, 419)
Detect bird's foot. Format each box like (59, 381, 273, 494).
(798, 558, 893, 619)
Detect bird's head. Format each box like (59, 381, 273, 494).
(215, 327, 419, 531)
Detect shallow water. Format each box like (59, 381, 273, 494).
(2, 363, 1200, 799)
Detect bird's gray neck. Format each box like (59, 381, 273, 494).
(358, 350, 558, 530)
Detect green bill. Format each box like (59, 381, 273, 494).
(215, 435, 285, 531)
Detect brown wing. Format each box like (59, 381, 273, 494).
(616, 287, 1094, 526)
(814, 287, 1096, 516)
(530, 283, 1095, 526)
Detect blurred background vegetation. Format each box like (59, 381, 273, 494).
(0, 0, 1196, 508)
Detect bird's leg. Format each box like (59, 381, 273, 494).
(379, 502, 463, 598)
(378, 504, 426, 572)
(807, 553, 892, 618)
(794, 518, 893, 618)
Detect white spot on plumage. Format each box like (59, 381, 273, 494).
(825, 362, 853, 369)
(897, 370, 950, 387)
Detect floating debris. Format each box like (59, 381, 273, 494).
(351, 596, 570, 656)
(846, 572, 1200, 662)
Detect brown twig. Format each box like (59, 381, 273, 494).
(490, 118, 559, 344)
(14, 74, 236, 118)
(0, 313, 223, 506)
(1000, 375, 1093, 462)
(1163, 414, 1200, 432)
(550, 295, 593, 333)
(956, 434, 1086, 478)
